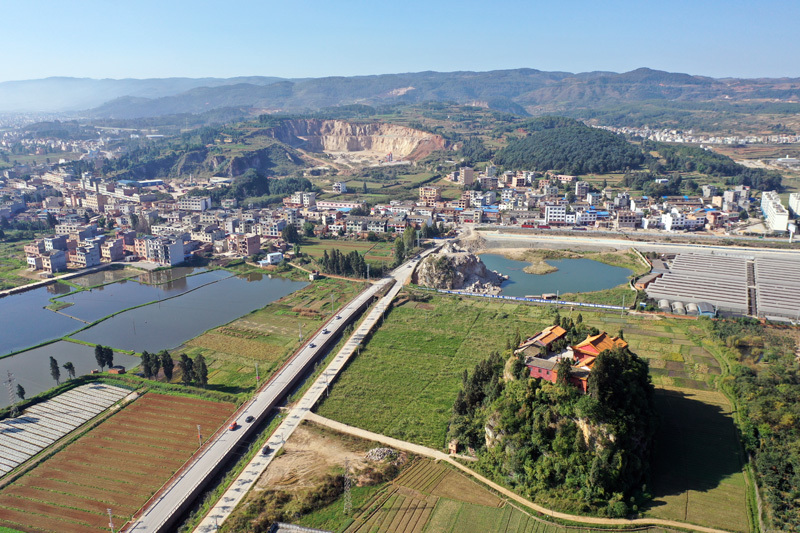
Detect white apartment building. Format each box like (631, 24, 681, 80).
(788, 192, 800, 217)
(544, 205, 566, 225)
(178, 196, 212, 211)
(761, 191, 789, 232)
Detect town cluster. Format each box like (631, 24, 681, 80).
(4, 157, 799, 277)
(425, 165, 798, 233)
(594, 125, 800, 146)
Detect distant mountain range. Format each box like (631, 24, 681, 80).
(3, 68, 800, 118)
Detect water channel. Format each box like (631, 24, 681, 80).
(479, 254, 632, 298)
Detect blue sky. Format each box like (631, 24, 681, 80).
(3, 0, 800, 81)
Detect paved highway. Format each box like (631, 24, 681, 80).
(478, 229, 800, 259)
(124, 251, 434, 533)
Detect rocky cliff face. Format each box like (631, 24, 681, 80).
(268, 119, 446, 160)
(414, 242, 507, 294)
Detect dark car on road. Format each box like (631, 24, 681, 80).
(245, 415, 255, 423)
(262, 445, 271, 455)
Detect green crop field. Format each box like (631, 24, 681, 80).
(315, 292, 747, 531)
(645, 387, 750, 532)
(317, 294, 724, 448)
(182, 277, 364, 394)
(301, 238, 397, 265)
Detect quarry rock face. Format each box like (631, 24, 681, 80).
(414, 242, 507, 295)
(268, 119, 446, 160)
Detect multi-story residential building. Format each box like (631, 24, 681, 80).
(575, 181, 589, 198)
(145, 237, 185, 266)
(44, 234, 69, 252)
(419, 186, 441, 206)
(345, 216, 368, 234)
(24, 240, 46, 256)
(74, 245, 102, 268)
(586, 192, 602, 206)
(544, 205, 567, 225)
(575, 210, 597, 226)
(788, 192, 800, 218)
(332, 182, 347, 194)
(459, 167, 475, 186)
(365, 217, 387, 234)
(258, 218, 287, 238)
(290, 191, 317, 207)
(190, 225, 226, 243)
(101, 239, 124, 261)
(761, 190, 789, 232)
(177, 196, 212, 211)
(41, 250, 67, 273)
(316, 200, 365, 211)
(228, 233, 261, 256)
(662, 209, 687, 232)
(615, 210, 639, 229)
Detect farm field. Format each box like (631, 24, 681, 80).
(310, 458, 673, 533)
(0, 393, 234, 533)
(314, 293, 747, 530)
(645, 387, 749, 532)
(183, 277, 364, 394)
(316, 294, 723, 449)
(301, 238, 396, 265)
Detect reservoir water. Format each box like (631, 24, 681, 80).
(480, 254, 632, 298)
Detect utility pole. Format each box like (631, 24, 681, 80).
(298, 321, 302, 341)
(366, 263, 370, 279)
(5, 371, 18, 418)
(343, 459, 352, 514)
(197, 425, 202, 447)
(621, 295, 626, 317)
(107, 508, 115, 533)
(255, 363, 259, 385)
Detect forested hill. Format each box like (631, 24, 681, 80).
(6, 67, 800, 117)
(494, 118, 646, 174)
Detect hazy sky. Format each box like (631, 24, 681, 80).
(3, 0, 799, 82)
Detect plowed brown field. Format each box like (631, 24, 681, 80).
(0, 393, 234, 532)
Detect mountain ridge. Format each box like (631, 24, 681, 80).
(3, 68, 800, 117)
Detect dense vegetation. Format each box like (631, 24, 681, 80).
(448, 321, 657, 517)
(646, 141, 784, 191)
(458, 137, 494, 165)
(187, 170, 314, 205)
(495, 119, 646, 174)
(707, 318, 799, 530)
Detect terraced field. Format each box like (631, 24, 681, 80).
(0, 394, 234, 533)
(345, 459, 674, 533)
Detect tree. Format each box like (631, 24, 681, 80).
(303, 221, 315, 238)
(178, 354, 194, 385)
(16, 384, 25, 401)
(141, 351, 153, 378)
(281, 223, 300, 244)
(159, 351, 173, 381)
(130, 213, 139, 229)
(362, 181, 368, 194)
(94, 344, 106, 371)
(193, 354, 208, 388)
(394, 237, 405, 265)
(576, 313, 583, 324)
(402, 226, 415, 252)
(63, 362, 76, 380)
(102, 346, 114, 369)
(555, 358, 573, 386)
(46, 212, 57, 228)
(739, 208, 749, 221)
(49, 356, 61, 385)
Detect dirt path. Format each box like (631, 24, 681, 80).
(305, 413, 735, 533)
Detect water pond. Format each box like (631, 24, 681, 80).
(479, 254, 632, 298)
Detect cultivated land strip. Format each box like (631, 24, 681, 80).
(304, 413, 736, 533)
